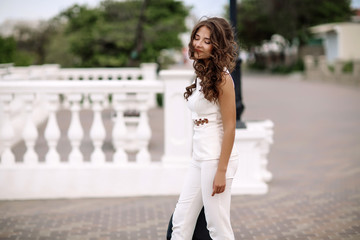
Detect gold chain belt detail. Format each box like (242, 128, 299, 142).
(193, 118, 209, 126)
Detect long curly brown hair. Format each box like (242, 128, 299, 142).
(184, 17, 238, 103)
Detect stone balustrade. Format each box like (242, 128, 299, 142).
(0, 64, 274, 199)
(304, 55, 360, 86)
(0, 81, 163, 165)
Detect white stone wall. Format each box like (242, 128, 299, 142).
(0, 65, 274, 200)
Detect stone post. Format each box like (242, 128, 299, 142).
(160, 70, 194, 165)
(140, 63, 157, 81)
(353, 60, 360, 86)
(141, 63, 158, 108)
(304, 55, 315, 80)
(232, 126, 269, 194)
(334, 60, 344, 83)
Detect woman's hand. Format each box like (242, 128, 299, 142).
(212, 170, 226, 196)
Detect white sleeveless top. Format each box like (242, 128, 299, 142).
(187, 78, 239, 161)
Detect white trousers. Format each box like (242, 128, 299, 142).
(171, 158, 238, 240)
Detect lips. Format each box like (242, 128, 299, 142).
(195, 49, 202, 53)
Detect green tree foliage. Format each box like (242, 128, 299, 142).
(44, 23, 79, 67)
(0, 36, 16, 63)
(56, 0, 188, 67)
(58, 4, 103, 67)
(236, 0, 353, 49)
(0, 34, 38, 66)
(12, 21, 58, 65)
(1, 0, 188, 67)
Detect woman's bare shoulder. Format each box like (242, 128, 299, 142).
(220, 72, 234, 89)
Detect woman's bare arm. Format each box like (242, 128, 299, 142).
(212, 73, 237, 196)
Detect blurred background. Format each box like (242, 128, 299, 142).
(1, 0, 359, 72)
(1, 1, 360, 239)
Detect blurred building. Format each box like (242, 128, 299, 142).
(304, 11, 360, 86)
(310, 22, 360, 64)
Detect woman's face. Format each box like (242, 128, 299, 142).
(192, 26, 213, 60)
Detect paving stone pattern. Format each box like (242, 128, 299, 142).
(1, 73, 359, 240)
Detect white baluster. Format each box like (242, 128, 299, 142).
(135, 93, 151, 164)
(82, 94, 90, 109)
(0, 94, 15, 165)
(103, 94, 110, 109)
(67, 93, 84, 164)
(22, 93, 39, 165)
(112, 93, 128, 164)
(44, 94, 61, 165)
(59, 92, 70, 110)
(90, 93, 106, 164)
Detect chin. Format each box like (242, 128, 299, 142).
(194, 55, 205, 60)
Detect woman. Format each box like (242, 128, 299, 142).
(170, 17, 239, 240)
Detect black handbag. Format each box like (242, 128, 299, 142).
(166, 207, 211, 240)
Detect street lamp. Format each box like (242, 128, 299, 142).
(230, 0, 246, 129)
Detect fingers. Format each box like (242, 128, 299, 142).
(217, 186, 225, 194)
(212, 185, 226, 196)
(212, 181, 216, 196)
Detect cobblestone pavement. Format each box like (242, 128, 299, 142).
(1, 73, 360, 240)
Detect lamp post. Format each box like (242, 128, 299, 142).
(230, 0, 246, 128)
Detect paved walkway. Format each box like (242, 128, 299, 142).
(1, 73, 360, 240)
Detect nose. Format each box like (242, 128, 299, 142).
(194, 40, 202, 49)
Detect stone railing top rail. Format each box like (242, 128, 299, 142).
(0, 80, 164, 94)
(1, 63, 158, 81)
